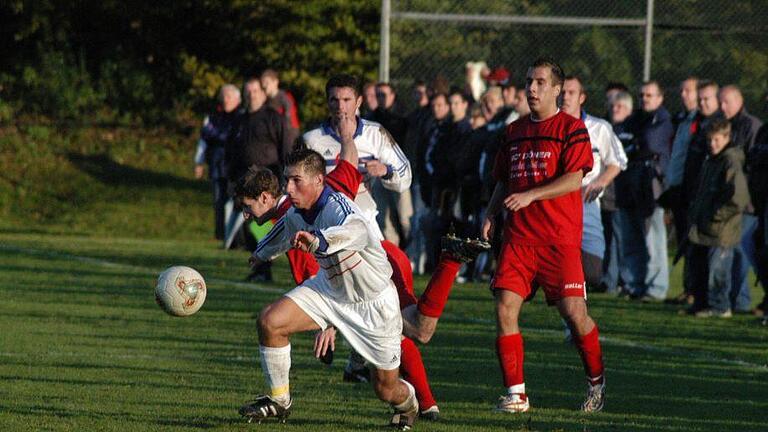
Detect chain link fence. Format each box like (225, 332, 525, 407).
(386, 0, 768, 118)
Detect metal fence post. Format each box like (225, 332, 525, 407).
(643, 0, 654, 81)
(379, 0, 391, 82)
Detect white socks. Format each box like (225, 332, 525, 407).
(507, 383, 526, 395)
(393, 379, 418, 413)
(259, 344, 291, 406)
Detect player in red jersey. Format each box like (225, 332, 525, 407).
(239, 113, 488, 421)
(481, 57, 605, 413)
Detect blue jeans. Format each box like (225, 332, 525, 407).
(731, 214, 757, 311)
(582, 200, 606, 259)
(615, 207, 669, 299)
(689, 244, 736, 312)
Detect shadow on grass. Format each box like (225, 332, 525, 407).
(66, 152, 205, 191)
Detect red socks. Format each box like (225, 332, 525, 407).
(400, 337, 436, 410)
(496, 333, 524, 388)
(417, 253, 461, 318)
(573, 325, 604, 385)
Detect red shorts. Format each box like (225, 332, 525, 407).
(492, 243, 585, 305)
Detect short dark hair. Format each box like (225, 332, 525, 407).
(642, 80, 664, 95)
(564, 75, 585, 93)
(285, 148, 326, 177)
(448, 88, 469, 102)
(261, 69, 279, 81)
(325, 74, 360, 98)
(431, 92, 449, 105)
(707, 118, 732, 138)
(531, 57, 564, 87)
(235, 166, 281, 201)
(697, 79, 719, 92)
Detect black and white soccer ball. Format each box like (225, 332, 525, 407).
(155, 266, 207, 317)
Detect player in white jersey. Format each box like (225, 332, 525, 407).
(237, 147, 419, 429)
(561, 75, 627, 289)
(301, 74, 412, 225)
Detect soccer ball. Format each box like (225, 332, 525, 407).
(155, 266, 207, 317)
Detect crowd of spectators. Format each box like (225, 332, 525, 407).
(194, 65, 768, 323)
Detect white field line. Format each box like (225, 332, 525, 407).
(2, 244, 766, 371)
(0, 244, 284, 294)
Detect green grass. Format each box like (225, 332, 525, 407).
(1, 229, 766, 431)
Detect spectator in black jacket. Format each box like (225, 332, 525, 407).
(367, 82, 412, 247)
(194, 84, 241, 240)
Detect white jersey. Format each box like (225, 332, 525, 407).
(303, 118, 412, 221)
(254, 186, 393, 303)
(582, 114, 628, 188)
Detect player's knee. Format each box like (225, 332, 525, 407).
(413, 328, 434, 344)
(257, 305, 283, 337)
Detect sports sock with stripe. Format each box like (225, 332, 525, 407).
(259, 344, 291, 406)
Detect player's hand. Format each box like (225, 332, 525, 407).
(504, 191, 534, 211)
(194, 164, 205, 179)
(364, 160, 388, 177)
(248, 253, 263, 269)
(293, 231, 320, 253)
(338, 113, 357, 144)
(481, 217, 494, 241)
(314, 326, 336, 358)
(582, 181, 604, 203)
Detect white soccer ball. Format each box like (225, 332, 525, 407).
(155, 266, 207, 317)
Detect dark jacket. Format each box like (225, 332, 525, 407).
(682, 111, 724, 205)
(228, 106, 292, 182)
(200, 108, 240, 179)
(729, 108, 763, 152)
(688, 144, 750, 247)
(368, 106, 408, 147)
(431, 116, 472, 189)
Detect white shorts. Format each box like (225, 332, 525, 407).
(285, 282, 403, 370)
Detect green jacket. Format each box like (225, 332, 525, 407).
(688, 145, 750, 247)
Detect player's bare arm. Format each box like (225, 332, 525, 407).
(583, 164, 620, 202)
(481, 181, 509, 240)
(504, 171, 584, 212)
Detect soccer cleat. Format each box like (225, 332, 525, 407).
(495, 393, 530, 413)
(441, 232, 491, 263)
(342, 365, 370, 383)
(238, 395, 291, 424)
(420, 405, 440, 421)
(581, 380, 605, 413)
(389, 404, 419, 430)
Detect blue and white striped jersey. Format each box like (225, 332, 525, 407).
(254, 186, 393, 302)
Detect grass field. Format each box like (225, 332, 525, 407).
(1, 228, 767, 431)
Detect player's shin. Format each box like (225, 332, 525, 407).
(573, 325, 604, 385)
(399, 337, 437, 412)
(259, 344, 292, 406)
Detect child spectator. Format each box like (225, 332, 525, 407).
(686, 119, 750, 318)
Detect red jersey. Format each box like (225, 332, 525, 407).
(492, 111, 593, 246)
